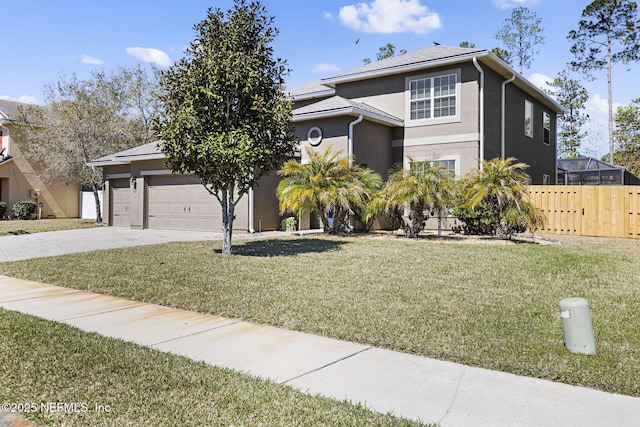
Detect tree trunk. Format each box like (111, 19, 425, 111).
(93, 183, 103, 223)
(220, 190, 235, 256)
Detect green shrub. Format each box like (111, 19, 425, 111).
(0, 201, 6, 218)
(450, 201, 495, 235)
(11, 200, 37, 219)
(280, 216, 297, 232)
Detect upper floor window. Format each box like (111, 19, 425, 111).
(409, 73, 457, 121)
(410, 159, 457, 179)
(524, 100, 533, 138)
(543, 112, 550, 145)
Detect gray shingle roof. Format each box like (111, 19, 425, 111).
(286, 80, 335, 100)
(323, 45, 486, 82)
(292, 96, 403, 126)
(89, 141, 163, 166)
(0, 99, 37, 121)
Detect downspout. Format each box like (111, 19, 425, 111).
(501, 74, 516, 160)
(348, 114, 364, 167)
(472, 58, 485, 171)
(248, 169, 255, 233)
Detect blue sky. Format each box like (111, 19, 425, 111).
(2, 0, 638, 157)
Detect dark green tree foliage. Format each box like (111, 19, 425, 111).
(494, 7, 545, 73)
(155, 1, 297, 255)
(568, 0, 640, 163)
(459, 41, 476, 48)
(491, 47, 512, 64)
(613, 99, 640, 175)
(545, 70, 590, 158)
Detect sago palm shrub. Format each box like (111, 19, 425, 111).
(461, 157, 545, 239)
(365, 159, 454, 238)
(277, 147, 381, 234)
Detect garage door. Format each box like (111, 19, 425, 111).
(110, 179, 130, 227)
(147, 175, 221, 231)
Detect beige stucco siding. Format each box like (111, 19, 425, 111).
(0, 129, 79, 218)
(295, 117, 351, 161)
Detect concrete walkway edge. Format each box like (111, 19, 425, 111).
(2, 275, 640, 426)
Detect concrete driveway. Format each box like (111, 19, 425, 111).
(0, 227, 224, 262)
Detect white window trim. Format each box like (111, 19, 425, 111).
(543, 111, 551, 145)
(524, 99, 534, 138)
(405, 154, 461, 179)
(405, 68, 461, 127)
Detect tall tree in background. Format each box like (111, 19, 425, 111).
(18, 66, 158, 223)
(363, 43, 406, 64)
(459, 41, 476, 48)
(491, 47, 512, 64)
(494, 7, 545, 73)
(545, 70, 590, 158)
(568, 0, 640, 163)
(155, 1, 297, 256)
(613, 99, 640, 174)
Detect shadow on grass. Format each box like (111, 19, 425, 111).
(228, 238, 348, 257)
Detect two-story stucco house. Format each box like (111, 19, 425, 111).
(93, 45, 562, 232)
(0, 99, 79, 218)
(290, 45, 563, 185)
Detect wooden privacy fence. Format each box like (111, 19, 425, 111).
(527, 185, 640, 239)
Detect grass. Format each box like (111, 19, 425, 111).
(0, 218, 97, 236)
(0, 309, 426, 427)
(1, 234, 639, 398)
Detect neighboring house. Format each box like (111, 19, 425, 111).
(92, 45, 563, 232)
(0, 99, 79, 218)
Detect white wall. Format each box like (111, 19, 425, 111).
(80, 190, 103, 220)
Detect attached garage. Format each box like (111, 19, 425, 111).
(110, 178, 130, 227)
(147, 175, 221, 231)
(91, 142, 277, 232)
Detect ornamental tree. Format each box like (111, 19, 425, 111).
(154, 1, 297, 256)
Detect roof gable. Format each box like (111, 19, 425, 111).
(292, 96, 403, 127)
(323, 45, 486, 83)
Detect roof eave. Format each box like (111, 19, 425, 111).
(479, 54, 565, 114)
(287, 88, 336, 102)
(293, 107, 403, 127)
(88, 153, 165, 167)
(321, 51, 492, 86)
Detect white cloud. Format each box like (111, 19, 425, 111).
(126, 47, 171, 67)
(491, 0, 540, 10)
(583, 93, 620, 158)
(313, 63, 341, 73)
(81, 54, 103, 65)
(527, 72, 553, 94)
(324, 11, 334, 21)
(339, 0, 441, 34)
(0, 95, 38, 104)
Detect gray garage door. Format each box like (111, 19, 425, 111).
(110, 179, 130, 227)
(147, 175, 221, 231)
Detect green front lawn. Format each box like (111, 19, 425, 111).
(0, 218, 97, 236)
(2, 234, 639, 397)
(0, 309, 425, 426)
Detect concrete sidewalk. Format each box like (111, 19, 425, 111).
(1, 275, 639, 426)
